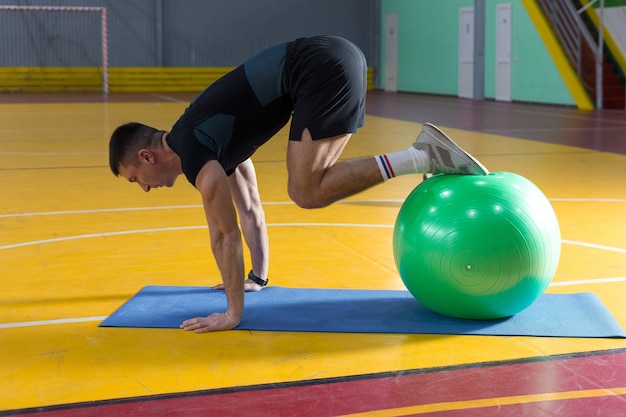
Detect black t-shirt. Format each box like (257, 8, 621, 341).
(167, 42, 292, 184)
(166, 36, 366, 186)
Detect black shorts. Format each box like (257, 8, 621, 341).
(285, 36, 367, 141)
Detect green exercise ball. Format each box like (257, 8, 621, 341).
(393, 172, 561, 319)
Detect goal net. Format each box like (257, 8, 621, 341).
(0, 5, 108, 93)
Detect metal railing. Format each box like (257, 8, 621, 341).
(536, 0, 604, 108)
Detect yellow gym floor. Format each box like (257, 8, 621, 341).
(1, 92, 625, 415)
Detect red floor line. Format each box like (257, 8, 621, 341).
(402, 392, 626, 417)
(341, 387, 626, 416)
(4, 350, 626, 417)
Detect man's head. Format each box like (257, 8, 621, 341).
(109, 122, 178, 192)
(109, 122, 163, 176)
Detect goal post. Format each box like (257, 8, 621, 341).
(0, 5, 109, 94)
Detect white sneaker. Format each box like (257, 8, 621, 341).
(413, 123, 489, 175)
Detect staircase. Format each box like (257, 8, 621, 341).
(577, 2, 626, 109)
(582, 51, 626, 109)
(536, 0, 626, 110)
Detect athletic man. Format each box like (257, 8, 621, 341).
(109, 36, 488, 333)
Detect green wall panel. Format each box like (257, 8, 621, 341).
(382, 0, 472, 95)
(381, 0, 576, 106)
(484, 1, 574, 104)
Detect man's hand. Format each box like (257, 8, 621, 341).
(180, 311, 240, 333)
(181, 281, 262, 333)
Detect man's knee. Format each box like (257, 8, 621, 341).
(288, 185, 329, 209)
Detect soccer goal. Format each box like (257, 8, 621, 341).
(0, 5, 109, 94)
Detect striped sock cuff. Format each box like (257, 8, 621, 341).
(375, 155, 395, 180)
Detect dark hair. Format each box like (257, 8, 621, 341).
(109, 122, 165, 176)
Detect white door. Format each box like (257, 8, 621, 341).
(495, 3, 512, 101)
(385, 13, 398, 92)
(459, 7, 474, 98)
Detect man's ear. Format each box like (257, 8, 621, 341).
(137, 149, 154, 163)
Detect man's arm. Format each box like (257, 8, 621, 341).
(180, 160, 245, 333)
(214, 158, 269, 291)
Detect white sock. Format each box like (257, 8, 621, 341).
(375, 147, 430, 180)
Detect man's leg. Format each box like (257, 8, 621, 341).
(286, 124, 489, 209)
(286, 128, 383, 209)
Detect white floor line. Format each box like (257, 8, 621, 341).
(562, 239, 626, 255)
(1, 203, 624, 329)
(550, 277, 626, 287)
(0, 223, 394, 251)
(0, 200, 405, 219)
(149, 93, 191, 103)
(0, 316, 108, 329)
(0, 205, 204, 219)
(2, 275, 625, 330)
(2, 227, 622, 255)
(0, 226, 206, 250)
(0, 197, 621, 219)
(550, 198, 626, 203)
(0, 151, 105, 156)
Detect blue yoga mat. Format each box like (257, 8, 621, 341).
(100, 286, 626, 338)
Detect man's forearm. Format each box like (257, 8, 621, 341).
(240, 209, 269, 279)
(212, 228, 246, 321)
(228, 159, 270, 279)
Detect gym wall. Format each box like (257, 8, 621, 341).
(380, 0, 577, 106)
(0, 0, 379, 92)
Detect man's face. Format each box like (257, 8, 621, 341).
(118, 150, 176, 193)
